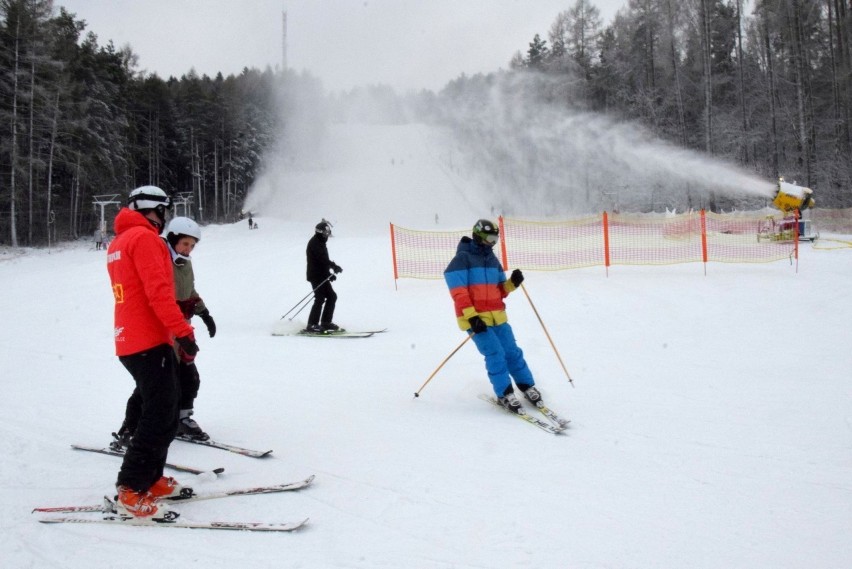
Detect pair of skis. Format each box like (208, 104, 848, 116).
(71, 444, 225, 476)
(287, 327, 388, 339)
(479, 394, 571, 435)
(34, 476, 314, 532)
(73, 435, 272, 475)
(173, 434, 273, 458)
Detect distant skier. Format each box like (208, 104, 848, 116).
(106, 186, 198, 519)
(248, 215, 253, 230)
(94, 227, 104, 250)
(305, 219, 342, 333)
(443, 219, 541, 413)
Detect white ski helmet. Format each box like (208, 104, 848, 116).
(164, 217, 200, 265)
(128, 185, 172, 212)
(166, 217, 201, 242)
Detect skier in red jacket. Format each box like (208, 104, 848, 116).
(106, 186, 198, 520)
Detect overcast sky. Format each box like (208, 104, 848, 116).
(57, 0, 626, 92)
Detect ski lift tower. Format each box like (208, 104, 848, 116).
(173, 192, 195, 218)
(92, 194, 121, 233)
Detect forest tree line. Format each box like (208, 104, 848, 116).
(3, 0, 852, 246)
(0, 0, 282, 247)
(482, 0, 851, 210)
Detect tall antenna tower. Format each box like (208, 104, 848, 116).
(282, 11, 288, 70)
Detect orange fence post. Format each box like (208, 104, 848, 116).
(498, 216, 509, 270)
(602, 211, 610, 276)
(389, 222, 399, 288)
(794, 210, 800, 272)
(700, 209, 708, 272)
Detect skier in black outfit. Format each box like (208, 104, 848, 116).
(305, 220, 342, 333)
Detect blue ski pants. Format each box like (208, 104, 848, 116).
(469, 322, 535, 397)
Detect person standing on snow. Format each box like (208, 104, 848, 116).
(166, 217, 216, 439)
(106, 186, 199, 520)
(443, 219, 543, 413)
(111, 217, 216, 446)
(305, 219, 342, 333)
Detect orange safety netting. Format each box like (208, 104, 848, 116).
(389, 212, 797, 280)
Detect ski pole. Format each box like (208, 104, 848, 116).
(519, 283, 574, 387)
(287, 294, 314, 321)
(280, 275, 333, 319)
(414, 335, 471, 398)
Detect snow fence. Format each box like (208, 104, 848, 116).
(389, 211, 799, 280)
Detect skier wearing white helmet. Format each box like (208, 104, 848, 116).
(106, 186, 198, 520)
(111, 216, 216, 446)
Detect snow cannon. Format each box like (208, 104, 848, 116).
(772, 178, 815, 214)
(758, 178, 819, 242)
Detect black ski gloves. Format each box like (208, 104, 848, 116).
(510, 269, 524, 287)
(331, 262, 342, 274)
(468, 315, 487, 334)
(176, 334, 199, 355)
(199, 309, 216, 338)
(329, 274, 337, 282)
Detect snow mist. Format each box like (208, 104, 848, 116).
(437, 72, 776, 215)
(245, 71, 778, 229)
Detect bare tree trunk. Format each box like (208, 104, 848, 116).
(666, 0, 687, 146)
(214, 140, 219, 221)
(763, 11, 780, 179)
(28, 45, 35, 245)
(736, 0, 750, 164)
(700, 0, 713, 154)
(46, 91, 58, 243)
(72, 153, 81, 239)
(790, 0, 811, 185)
(834, 0, 852, 183)
(147, 110, 153, 184)
(9, 16, 21, 247)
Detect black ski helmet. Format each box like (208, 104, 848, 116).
(472, 219, 499, 245)
(315, 219, 333, 238)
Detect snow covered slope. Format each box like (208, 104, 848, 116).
(2, 106, 851, 568)
(245, 122, 487, 233)
(1, 211, 850, 567)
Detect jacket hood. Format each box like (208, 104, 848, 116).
(114, 207, 159, 236)
(456, 235, 491, 255)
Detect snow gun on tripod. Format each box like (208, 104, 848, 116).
(757, 178, 818, 242)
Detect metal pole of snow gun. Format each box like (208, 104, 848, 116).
(280, 274, 334, 320)
(519, 283, 574, 387)
(413, 335, 471, 398)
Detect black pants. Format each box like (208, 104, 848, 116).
(116, 344, 179, 493)
(177, 361, 200, 410)
(119, 360, 200, 432)
(308, 278, 337, 326)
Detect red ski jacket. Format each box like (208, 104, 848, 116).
(107, 208, 193, 356)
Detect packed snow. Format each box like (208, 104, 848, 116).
(1, 122, 851, 568)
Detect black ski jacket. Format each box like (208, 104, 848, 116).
(306, 233, 335, 282)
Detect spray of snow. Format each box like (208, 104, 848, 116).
(437, 72, 776, 214)
(246, 71, 777, 229)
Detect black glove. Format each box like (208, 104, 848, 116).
(199, 309, 216, 338)
(329, 274, 337, 282)
(510, 269, 524, 287)
(175, 334, 199, 357)
(331, 263, 342, 274)
(468, 315, 487, 334)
